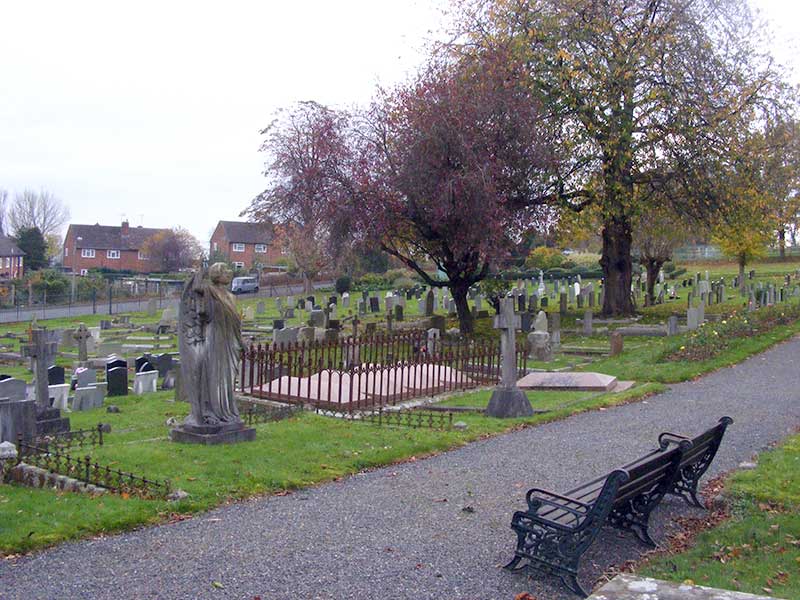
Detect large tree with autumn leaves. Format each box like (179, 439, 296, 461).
(342, 54, 554, 332)
(449, 0, 781, 315)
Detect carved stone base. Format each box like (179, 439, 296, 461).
(170, 421, 256, 445)
(485, 386, 534, 418)
(36, 407, 71, 435)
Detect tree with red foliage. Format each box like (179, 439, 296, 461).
(342, 55, 553, 333)
(243, 101, 351, 293)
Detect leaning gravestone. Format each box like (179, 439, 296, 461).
(133, 370, 157, 395)
(486, 297, 533, 418)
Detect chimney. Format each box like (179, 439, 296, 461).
(121, 220, 130, 235)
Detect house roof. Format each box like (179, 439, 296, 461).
(67, 224, 167, 250)
(0, 236, 25, 257)
(217, 221, 273, 245)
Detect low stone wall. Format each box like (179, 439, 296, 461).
(6, 463, 106, 495)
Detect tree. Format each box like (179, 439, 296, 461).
(14, 227, 47, 271)
(451, 0, 781, 316)
(0, 188, 8, 236)
(632, 200, 693, 306)
(140, 228, 202, 272)
(243, 101, 351, 293)
(760, 118, 800, 259)
(345, 53, 553, 332)
(8, 189, 70, 238)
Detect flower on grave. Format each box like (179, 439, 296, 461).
(721, 320, 727, 324)
(713, 330, 718, 336)
(679, 346, 685, 351)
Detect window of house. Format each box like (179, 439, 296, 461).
(107, 250, 120, 259)
(232, 243, 245, 252)
(233, 261, 245, 269)
(65, 247, 68, 257)
(254, 244, 267, 253)
(138, 251, 149, 260)
(81, 249, 95, 258)
(18, 257, 22, 268)
(213, 242, 218, 252)
(4, 258, 9, 268)
(80, 269, 88, 276)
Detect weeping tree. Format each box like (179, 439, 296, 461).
(343, 53, 554, 333)
(449, 0, 781, 315)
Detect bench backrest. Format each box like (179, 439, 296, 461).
(660, 416, 733, 472)
(612, 441, 690, 509)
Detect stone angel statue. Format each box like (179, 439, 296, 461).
(171, 263, 255, 444)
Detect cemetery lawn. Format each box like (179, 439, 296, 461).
(640, 433, 800, 599)
(0, 383, 662, 555)
(581, 319, 800, 383)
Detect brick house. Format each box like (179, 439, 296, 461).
(63, 220, 169, 275)
(0, 236, 25, 279)
(209, 221, 283, 271)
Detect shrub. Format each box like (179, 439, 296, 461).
(568, 252, 602, 268)
(525, 246, 564, 270)
(335, 275, 352, 294)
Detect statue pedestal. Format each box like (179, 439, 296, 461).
(170, 421, 255, 445)
(485, 386, 534, 418)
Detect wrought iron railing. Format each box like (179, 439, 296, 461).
(16, 440, 170, 498)
(33, 423, 105, 452)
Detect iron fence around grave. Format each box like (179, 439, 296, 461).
(239, 333, 527, 413)
(239, 400, 303, 426)
(33, 423, 105, 453)
(16, 440, 170, 498)
(362, 407, 453, 430)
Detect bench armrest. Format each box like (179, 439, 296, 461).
(525, 487, 591, 513)
(658, 431, 691, 449)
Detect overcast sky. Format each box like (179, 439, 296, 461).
(1, 0, 797, 246)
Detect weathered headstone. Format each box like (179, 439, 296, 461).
(609, 331, 624, 357)
(550, 312, 561, 348)
(687, 308, 699, 330)
(256, 301, 266, 314)
(147, 298, 158, 317)
(22, 329, 69, 434)
(582, 310, 593, 336)
(533, 310, 548, 333)
(49, 383, 70, 410)
(47, 365, 65, 386)
(527, 331, 552, 361)
(424, 290, 434, 317)
(667, 315, 679, 336)
(133, 370, 158, 395)
(486, 297, 533, 418)
(73, 323, 92, 362)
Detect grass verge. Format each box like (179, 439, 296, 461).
(0, 383, 662, 555)
(639, 434, 800, 598)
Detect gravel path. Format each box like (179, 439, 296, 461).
(2, 337, 800, 600)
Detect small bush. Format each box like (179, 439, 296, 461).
(525, 246, 564, 270)
(335, 275, 352, 294)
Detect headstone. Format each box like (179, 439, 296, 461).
(309, 309, 325, 327)
(243, 306, 255, 321)
(559, 293, 568, 315)
(533, 310, 548, 333)
(582, 310, 593, 336)
(273, 319, 286, 331)
(0, 378, 27, 402)
(107, 367, 129, 396)
(72, 323, 92, 362)
(426, 328, 440, 355)
(147, 298, 158, 316)
(135, 356, 153, 373)
(21, 329, 59, 412)
(528, 295, 538, 313)
(550, 312, 561, 348)
(486, 297, 533, 418)
(151, 353, 173, 378)
(609, 331, 624, 357)
(47, 365, 65, 386)
(341, 293, 350, 309)
(369, 297, 380, 313)
(394, 304, 404, 322)
(133, 370, 158, 395)
(667, 315, 679, 336)
(49, 383, 70, 410)
(74, 367, 96, 389)
(0, 397, 36, 443)
(687, 308, 699, 330)
(424, 290, 434, 316)
(161, 370, 177, 391)
(256, 301, 266, 314)
(72, 383, 106, 411)
(527, 331, 552, 362)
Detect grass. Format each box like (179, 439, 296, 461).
(640, 434, 800, 598)
(0, 383, 662, 555)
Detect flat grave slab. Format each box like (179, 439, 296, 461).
(517, 371, 618, 392)
(589, 574, 784, 600)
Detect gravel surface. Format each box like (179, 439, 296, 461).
(2, 336, 799, 600)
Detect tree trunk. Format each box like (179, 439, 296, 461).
(738, 257, 746, 294)
(645, 259, 662, 306)
(779, 228, 786, 260)
(451, 283, 474, 334)
(302, 272, 314, 295)
(600, 216, 635, 316)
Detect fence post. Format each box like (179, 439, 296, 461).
(97, 422, 104, 446)
(84, 455, 91, 483)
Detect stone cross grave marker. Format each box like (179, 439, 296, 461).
(486, 297, 533, 418)
(21, 329, 59, 411)
(73, 323, 92, 362)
